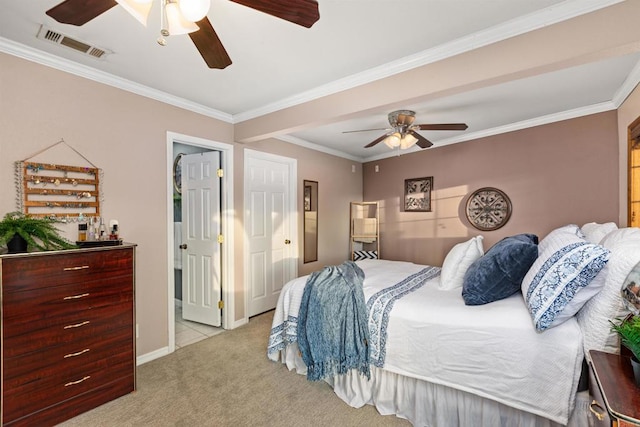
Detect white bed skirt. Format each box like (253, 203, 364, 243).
(329, 365, 590, 427)
(272, 344, 589, 427)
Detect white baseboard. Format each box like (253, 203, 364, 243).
(136, 346, 170, 366)
(231, 317, 249, 329)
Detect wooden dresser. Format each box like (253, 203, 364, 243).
(0, 244, 136, 426)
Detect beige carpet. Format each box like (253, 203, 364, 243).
(59, 311, 411, 427)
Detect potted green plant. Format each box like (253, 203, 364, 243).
(610, 315, 640, 387)
(0, 211, 76, 253)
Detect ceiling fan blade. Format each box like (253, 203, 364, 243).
(409, 130, 433, 149)
(415, 123, 468, 131)
(364, 134, 389, 148)
(189, 17, 233, 70)
(343, 127, 389, 134)
(46, 0, 117, 26)
(230, 0, 320, 28)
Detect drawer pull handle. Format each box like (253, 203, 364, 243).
(589, 400, 605, 421)
(63, 293, 90, 300)
(64, 348, 90, 358)
(63, 265, 90, 271)
(64, 376, 91, 387)
(64, 320, 90, 329)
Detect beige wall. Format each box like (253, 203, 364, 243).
(0, 53, 359, 357)
(617, 83, 640, 225)
(363, 111, 620, 266)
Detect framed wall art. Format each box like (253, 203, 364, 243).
(404, 176, 433, 212)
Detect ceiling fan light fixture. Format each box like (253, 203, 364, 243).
(384, 132, 402, 149)
(400, 133, 418, 149)
(178, 0, 210, 22)
(115, 0, 153, 26)
(165, 2, 199, 35)
(352, 109, 467, 150)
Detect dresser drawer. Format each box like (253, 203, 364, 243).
(1, 247, 133, 292)
(4, 375, 135, 427)
(2, 301, 133, 358)
(2, 346, 133, 423)
(2, 273, 133, 323)
(3, 326, 133, 387)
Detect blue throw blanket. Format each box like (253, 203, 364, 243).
(297, 261, 371, 381)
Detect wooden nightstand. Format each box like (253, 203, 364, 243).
(589, 350, 640, 426)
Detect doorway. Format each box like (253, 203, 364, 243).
(629, 115, 640, 226)
(167, 132, 234, 353)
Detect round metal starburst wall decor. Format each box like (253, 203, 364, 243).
(465, 187, 512, 231)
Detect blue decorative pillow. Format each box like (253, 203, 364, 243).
(462, 233, 539, 306)
(522, 225, 610, 332)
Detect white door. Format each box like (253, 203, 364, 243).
(181, 151, 222, 326)
(245, 151, 297, 317)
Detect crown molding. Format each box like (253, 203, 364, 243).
(432, 101, 617, 148)
(1, 0, 624, 128)
(234, 0, 624, 123)
(276, 135, 365, 162)
(612, 58, 640, 107)
(0, 0, 629, 164)
(354, 101, 618, 162)
(0, 37, 233, 123)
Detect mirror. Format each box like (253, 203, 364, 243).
(303, 180, 318, 263)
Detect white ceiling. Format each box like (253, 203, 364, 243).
(1, 0, 639, 161)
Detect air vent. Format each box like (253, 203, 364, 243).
(36, 25, 112, 60)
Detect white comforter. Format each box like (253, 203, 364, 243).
(268, 259, 584, 425)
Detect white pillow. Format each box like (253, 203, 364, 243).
(581, 222, 618, 244)
(600, 227, 640, 248)
(439, 236, 484, 290)
(577, 227, 640, 355)
(522, 224, 610, 332)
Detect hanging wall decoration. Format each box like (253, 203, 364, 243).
(173, 153, 184, 195)
(465, 187, 512, 231)
(15, 139, 103, 221)
(404, 176, 433, 212)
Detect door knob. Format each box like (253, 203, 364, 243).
(284, 239, 291, 244)
(179, 244, 188, 250)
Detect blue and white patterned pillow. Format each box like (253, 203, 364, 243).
(522, 225, 610, 332)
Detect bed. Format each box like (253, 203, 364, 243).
(267, 223, 640, 427)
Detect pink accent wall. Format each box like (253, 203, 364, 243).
(363, 112, 619, 266)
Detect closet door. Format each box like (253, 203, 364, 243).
(245, 150, 297, 317)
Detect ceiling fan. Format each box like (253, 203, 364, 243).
(344, 110, 468, 150)
(45, 0, 320, 69)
